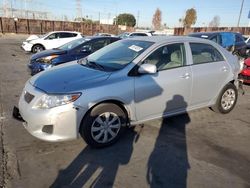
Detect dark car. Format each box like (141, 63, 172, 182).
(189, 31, 247, 56)
(28, 36, 120, 75)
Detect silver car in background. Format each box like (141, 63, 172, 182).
(16, 36, 240, 147)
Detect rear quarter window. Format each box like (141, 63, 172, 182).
(190, 43, 225, 64)
(130, 33, 148, 36)
(235, 34, 244, 43)
(59, 33, 76, 38)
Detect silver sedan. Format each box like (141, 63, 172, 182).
(16, 36, 240, 147)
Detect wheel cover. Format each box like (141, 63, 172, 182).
(34, 46, 42, 52)
(91, 112, 121, 143)
(221, 88, 236, 110)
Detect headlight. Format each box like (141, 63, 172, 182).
(36, 55, 59, 64)
(33, 93, 81, 109)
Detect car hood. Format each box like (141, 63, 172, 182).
(31, 49, 67, 60)
(26, 35, 39, 41)
(29, 62, 111, 93)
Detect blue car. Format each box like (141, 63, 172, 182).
(188, 31, 247, 56)
(28, 36, 120, 75)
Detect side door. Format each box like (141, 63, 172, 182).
(57, 32, 77, 47)
(43, 33, 61, 49)
(134, 43, 192, 121)
(188, 42, 230, 107)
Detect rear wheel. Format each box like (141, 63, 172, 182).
(80, 103, 127, 148)
(211, 83, 238, 114)
(32, 44, 44, 53)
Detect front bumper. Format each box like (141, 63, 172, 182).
(17, 83, 87, 142)
(22, 42, 33, 52)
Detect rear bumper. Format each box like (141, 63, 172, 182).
(239, 72, 250, 83)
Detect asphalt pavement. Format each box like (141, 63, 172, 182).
(0, 34, 250, 188)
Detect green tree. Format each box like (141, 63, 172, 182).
(116, 13, 136, 27)
(183, 8, 197, 28)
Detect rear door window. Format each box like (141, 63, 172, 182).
(190, 43, 224, 64)
(59, 32, 76, 38)
(235, 34, 245, 43)
(91, 39, 109, 52)
(220, 33, 235, 48)
(45, 33, 59, 40)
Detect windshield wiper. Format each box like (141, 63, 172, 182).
(88, 61, 105, 71)
(78, 58, 105, 71)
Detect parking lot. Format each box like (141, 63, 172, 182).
(0, 34, 250, 188)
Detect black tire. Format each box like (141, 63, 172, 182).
(32, 44, 44, 53)
(211, 83, 238, 114)
(80, 103, 127, 148)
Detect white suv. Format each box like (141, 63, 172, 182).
(118, 32, 153, 39)
(21, 31, 83, 53)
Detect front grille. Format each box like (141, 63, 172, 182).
(24, 91, 34, 103)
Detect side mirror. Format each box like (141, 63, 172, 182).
(138, 64, 157, 74)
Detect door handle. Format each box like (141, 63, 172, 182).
(180, 73, 190, 79)
(222, 66, 228, 72)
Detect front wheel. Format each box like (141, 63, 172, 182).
(32, 44, 44, 53)
(211, 83, 238, 114)
(80, 103, 127, 148)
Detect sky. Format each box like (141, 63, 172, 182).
(1, 0, 250, 28)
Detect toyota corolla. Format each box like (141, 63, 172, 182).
(14, 36, 241, 147)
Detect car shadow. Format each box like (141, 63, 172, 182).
(147, 95, 190, 188)
(50, 128, 137, 188)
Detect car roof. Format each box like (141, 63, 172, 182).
(126, 36, 215, 44)
(49, 31, 81, 34)
(84, 36, 120, 40)
(189, 31, 240, 37)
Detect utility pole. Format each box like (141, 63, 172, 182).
(107, 12, 110, 24)
(137, 11, 140, 28)
(98, 12, 100, 23)
(237, 0, 245, 27)
(3, 0, 9, 17)
(24, 0, 28, 19)
(76, 0, 82, 20)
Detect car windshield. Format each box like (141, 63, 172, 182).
(82, 40, 153, 71)
(118, 32, 130, 38)
(59, 38, 90, 50)
(39, 34, 47, 38)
